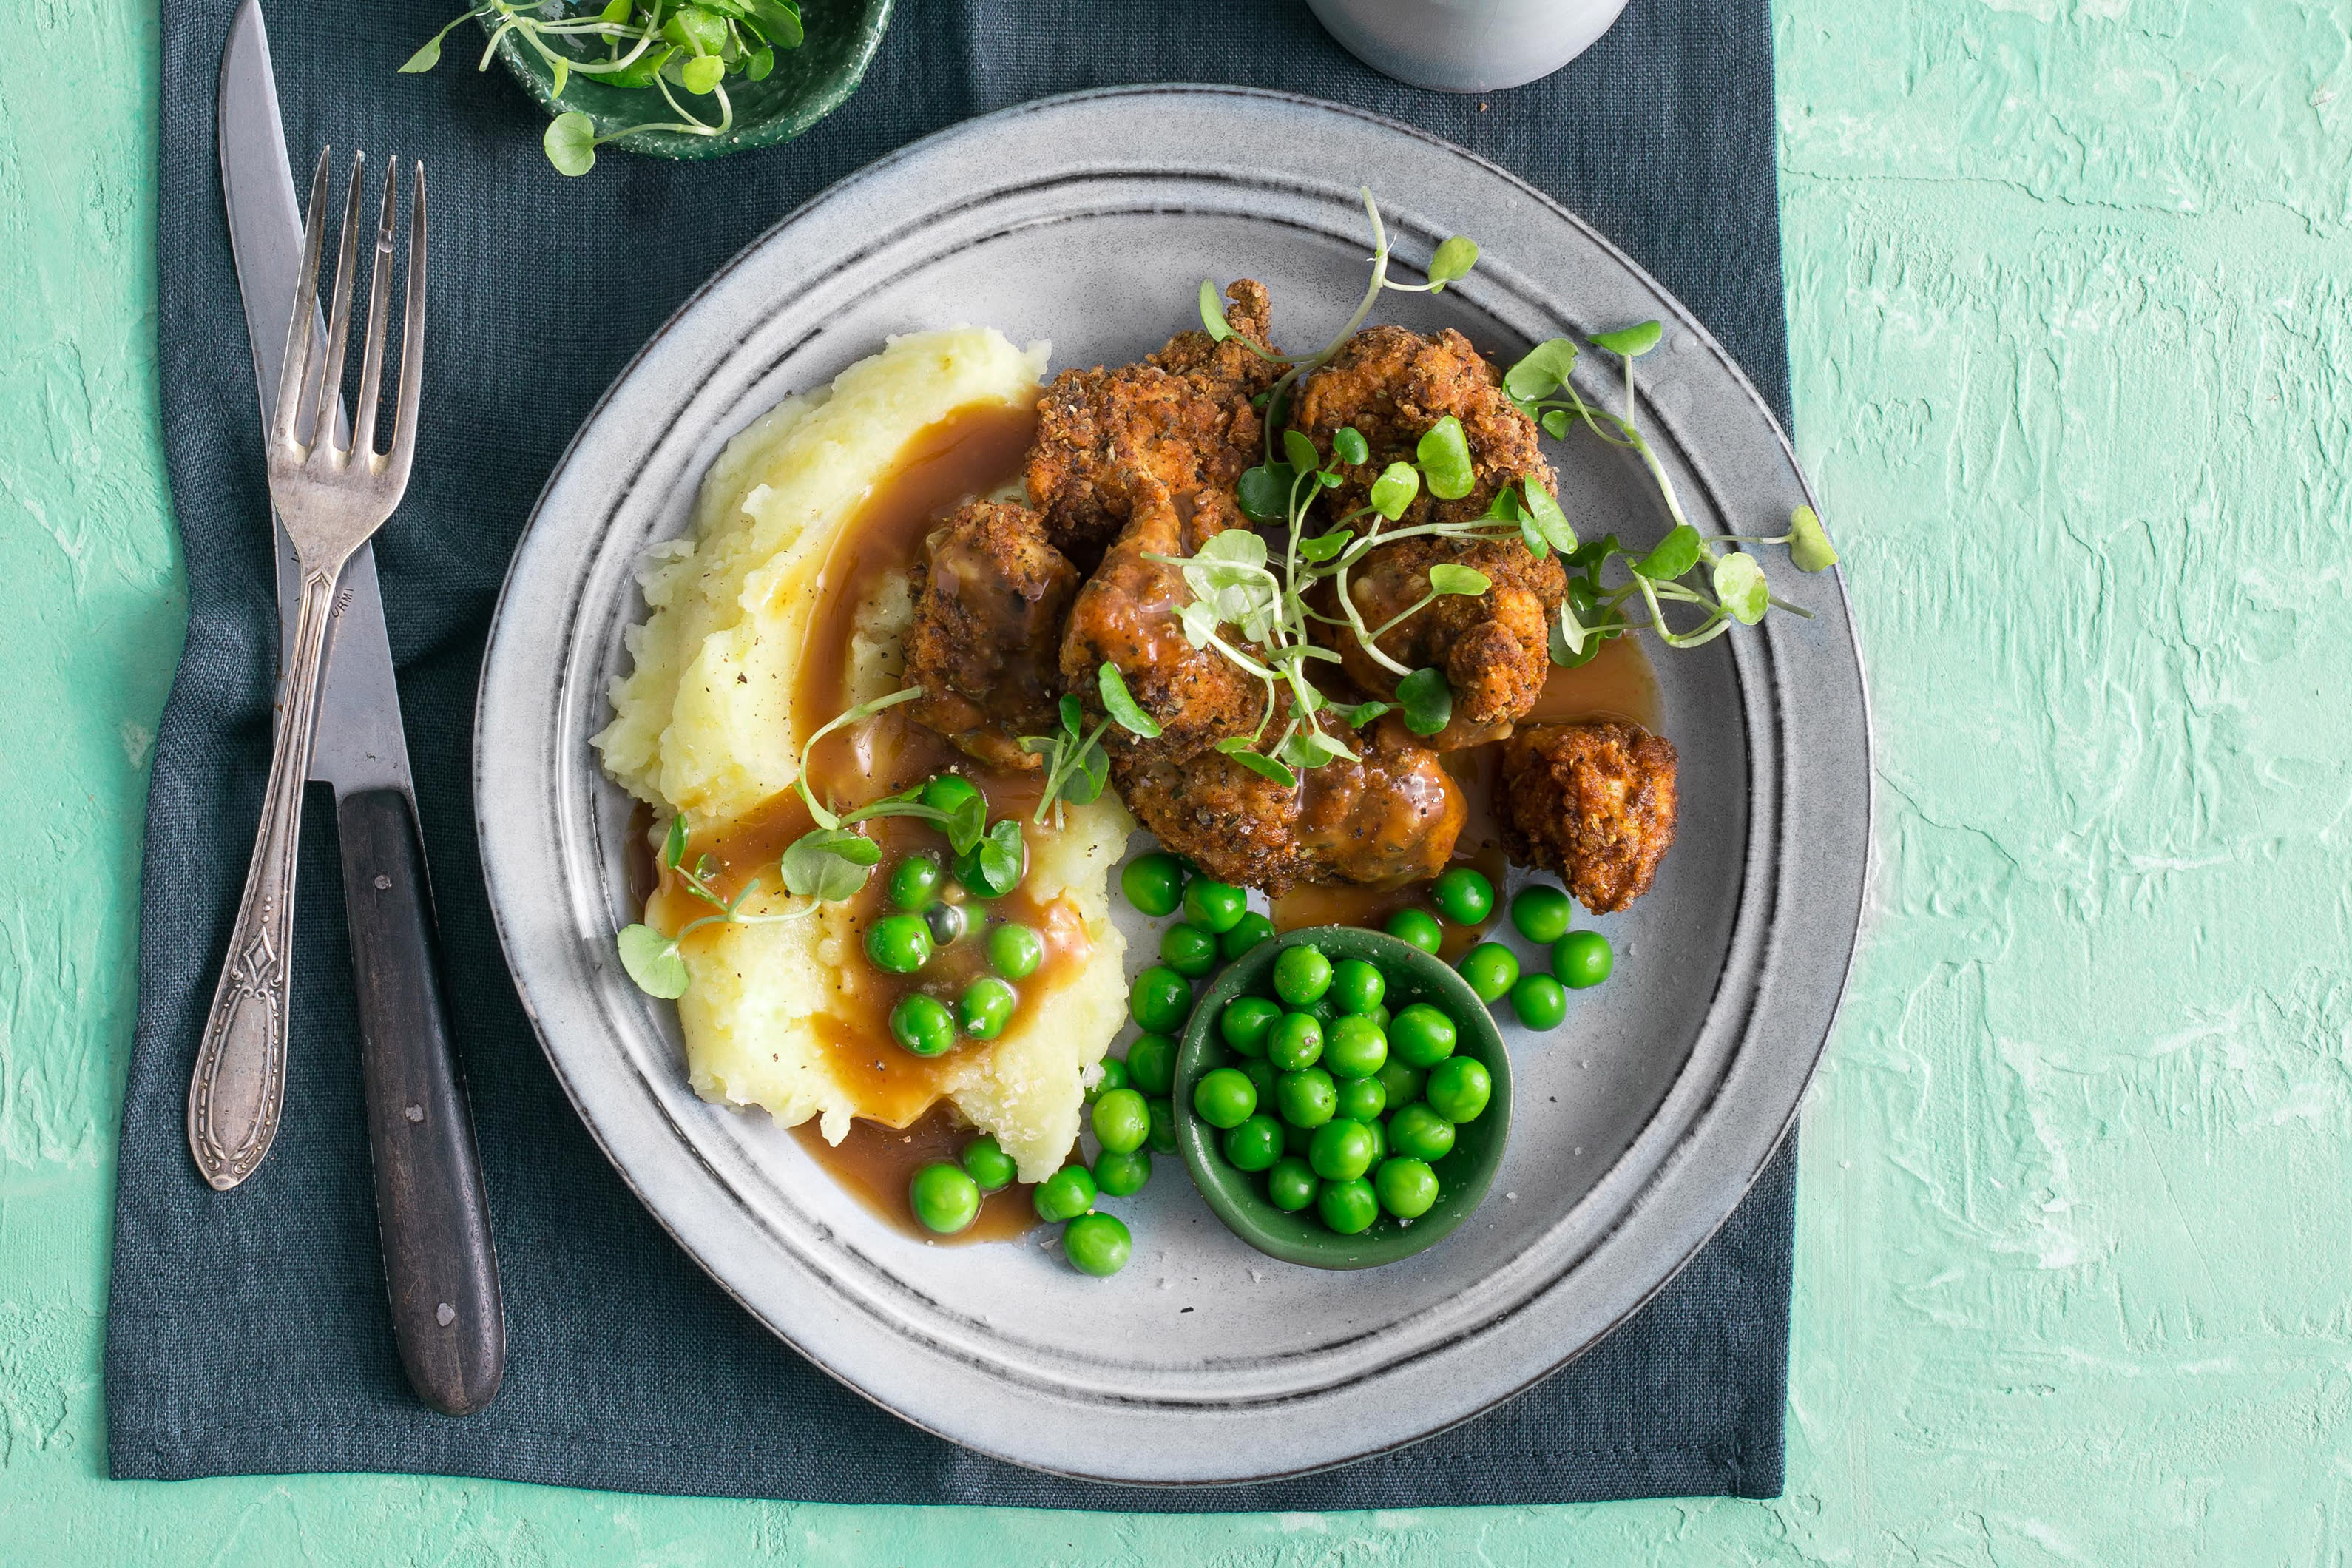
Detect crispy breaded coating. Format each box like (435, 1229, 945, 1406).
(1112, 715, 1464, 896)
(1294, 324, 1554, 527)
(1499, 721, 1678, 913)
(903, 500, 1080, 771)
(1026, 281, 1280, 570)
(1058, 480, 1262, 763)
(1322, 534, 1564, 746)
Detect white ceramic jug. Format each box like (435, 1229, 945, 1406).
(1306, 0, 1633, 93)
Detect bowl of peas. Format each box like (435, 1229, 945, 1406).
(1173, 926, 1511, 1269)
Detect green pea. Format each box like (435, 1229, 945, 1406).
(1266, 1155, 1319, 1212)
(1063, 1211, 1132, 1277)
(1222, 1112, 1284, 1172)
(1389, 1002, 1458, 1067)
(1510, 883, 1573, 944)
(1363, 1114, 1387, 1165)
(1308, 1118, 1376, 1182)
(1220, 910, 1276, 961)
(889, 993, 956, 1057)
(1128, 965, 1193, 1033)
(1336, 1073, 1387, 1123)
(888, 853, 943, 910)
(1183, 878, 1248, 934)
(1388, 1103, 1457, 1161)
(1376, 1156, 1440, 1219)
(922, 900, 968, 947)
(1221, 996, 1283, 1058)
(1375, 1059, 1425, 1109)
(1146, 1095, 1177, 1155)
(1510, 972, 1569, 1031)
(1324, 1015, 1388, 1079)
(1160, 922, 1220, 979)
(1086, 1056, 1129, 1102)
(1273, 944, 1334, 1007)
(960, 1135, 1016, 1192)
(1458, 941, 1519, 1004)
(1240, 1057, 1278, 1105)
(1427, 1055, 1493, 1123)
(1125, 1033, 1177, 1096)
(864, 913, 933, 975)
(958, 976, 1018, 1038)
(1092, 1087, 1152, 1153)
(922, 772, 982, 820)
(1283, 1118, 1314, 1158)
(1267, 1011, 1324, 1071)
(1431, 866, 1494, 927)
(1193, 1067, 1258, 1129)
(1553, 929, 1614, 990)
(1328, 958, 1385, 1015)
(908, 1161, 980, 1235)
(1366, 1003, 1392, 1030)
(1274, 1067, 1337, 1129)
(1385, 907, 1444, 955)
(1033, 1163, 1097, 1223)
(1121, 851, 1186, 916)
(1093, 1146, 1152, 1197)
(987, 922, 1045, 980)
(1317, 1176, 1379, 1235)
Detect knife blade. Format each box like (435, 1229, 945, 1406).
(220, 0, 504, 1417)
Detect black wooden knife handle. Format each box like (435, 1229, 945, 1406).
(336, 786, 505, 1416)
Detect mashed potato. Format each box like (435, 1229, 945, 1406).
(592, 328, 1132, 1181)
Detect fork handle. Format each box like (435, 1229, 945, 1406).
(188, 563, 339, 1190)
(337, 786, 506, 1415)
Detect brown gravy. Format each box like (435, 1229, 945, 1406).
(790, 1106, 1038, 1245)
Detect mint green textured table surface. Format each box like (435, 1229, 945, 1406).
(7, 1, 2348, 1561)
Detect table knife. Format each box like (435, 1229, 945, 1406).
(219, 0, 504, 1416)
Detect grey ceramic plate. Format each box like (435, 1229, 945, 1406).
(475, 86, 1871, 1484)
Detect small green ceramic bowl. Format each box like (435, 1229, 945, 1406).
(493, 0, 893, 162)
(1175, 927, 1512, 1270)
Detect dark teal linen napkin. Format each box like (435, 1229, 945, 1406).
(112, 0, 1798, 1505)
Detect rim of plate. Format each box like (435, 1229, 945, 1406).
(474, 84, 1873, 1484)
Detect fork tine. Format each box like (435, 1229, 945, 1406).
(350, 158, 400, 462)
(271, 146, 332, 450)
(384, 160, 428, 489)
(308, 149, 368, 459)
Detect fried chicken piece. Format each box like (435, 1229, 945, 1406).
(1026, 281, 1280, 570)
(902, 501, 1080, 771)
(1112, 717, 1465, 896)
(1058, 480, 1261, 763)
(1294, 325, 1566, 742)
(1499, 721, 1678, 913)
(1322, 534, 1564, 747)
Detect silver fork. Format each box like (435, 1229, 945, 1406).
(189, 148, 427, 1191)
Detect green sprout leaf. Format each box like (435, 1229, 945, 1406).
(1396, 667, 1453, 737)
(1237, 462, 1299, 524)
(743, 0, 803, 47)
(618, 924, 689, 999)
(1334, 426, 1370, 466)
(680, 53, 726, 93)
(1217, 738, 1299, 788)
(1369, 461, 1420, 520)
(544, 112, 599, 177)
(977, 819, 1024, 890)
(1550, 601, 1589, 667)
(943, 789, 987, 855)
(1279, 729, 1353, 769)
(1058, 692, 1084, 737)
(1713, 550, 1770, 625)
(1523, 476, 1576, 553)
(1567, 533, 1623, 572)
(666, 4, 731, 55)
(1282, 429, 1322, 476)
(745, 44, 775, 80)
(1541, 409, 1572, 439)
(1061, 737, 1109, 805)
(780, 828, 881, 901)
(1198, 278, 1233, 342)
(1335, 699, 1392, 727)
(1427, 564, 1491, 597)
(1787, 504, 1839, 572)
(1415, 416, 1475, 501)
(600, 0, 632, 21)
(1427, 235, 1479, 289)
(1592, 320, 1663, 358)
(1097, 661, 1163, 739)
(399, 36, 444, 73)
(1505, 338, 1579, 404)
(1297, 527, 1355, 565)
(1633, 524, 1703, 581)
(663, 812, 689, 870)
(550, 56, 570, 96)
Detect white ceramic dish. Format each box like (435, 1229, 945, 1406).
(475, 86, 1870, 1484)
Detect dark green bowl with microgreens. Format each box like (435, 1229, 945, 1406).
(492, 0, 892, 163)
(1175, 927, 1512, 1271)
